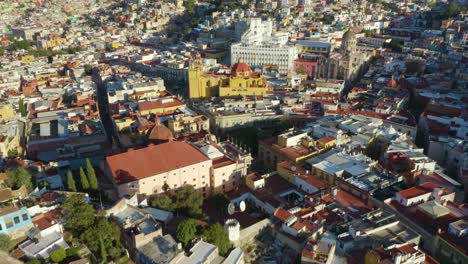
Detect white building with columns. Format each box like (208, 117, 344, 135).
(231, 17, 298, 75)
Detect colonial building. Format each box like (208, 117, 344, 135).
(188, 54, 268, 99)
(105, 138, 251, 198)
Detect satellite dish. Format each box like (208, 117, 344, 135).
(239, 201, 246, 212)
(227, 202, 235, 215)
(291, 166, 296, 172)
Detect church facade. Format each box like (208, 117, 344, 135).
(188, 55, 268, 99)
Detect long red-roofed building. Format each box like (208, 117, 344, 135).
(105, 141, 212, 197)
(395, 182, 454, 207)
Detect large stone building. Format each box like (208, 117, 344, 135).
(324, 30, 372, 82)
(105, 139, 251, 198)
(188, 54, 268, 99)
(231, 17, 298, 75)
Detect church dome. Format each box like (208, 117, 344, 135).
(232, 58, 252, 77)
(387, 76, 398, 88)
(148, 118, 173, 142)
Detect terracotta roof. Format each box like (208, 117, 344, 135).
(0, 188, 13, 203)
(106, 141, 210, 184)
(232, 62, 252, 75)
(32, 208, 62, 230)
(387, 78, 398, 88)
(212, 156, 235, 169)
(138, 97, 185, 112)
(274, 207, 293, 222)
(317, 136, 335, 144)
(397, 182, 439, 200)
(148, 124, 173, 141)
(0, 206, 20, 217)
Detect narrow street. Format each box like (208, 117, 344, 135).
(92, 68, 121, 149)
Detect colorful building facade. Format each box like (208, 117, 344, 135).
(188, 56, 268, 99)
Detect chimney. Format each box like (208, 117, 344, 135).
(432, 188, 441, 202)
(394, 253, 402, 264)
(331, 188, 338, 197)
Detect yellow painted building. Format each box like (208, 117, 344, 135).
(189, 56, 268, 99)
(114, 117, 135, 132)
(0, 103, 16, 120)
(21, 55, 35, 64)
(0, 133, 21, 158)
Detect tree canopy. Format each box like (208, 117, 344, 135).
(19, 97, 27, 117)
(5, 166, 33, 191)
(202, 223, 231, 256)
(84, 64, 93, 75)
(445, 3, 465, 17)
(50, 247, 66, 263)
(62, 194, 95, 234)
(99, 235, 107, 264)
(184, 0, 196, 14)
(66, 170, 77, 192)
(7, 149, 19, 159)
(174, 185, 203, 217)
(150, 193, 175, 212)
(207, 192, 229, 209)
(150, 185, 203, 218)
(176, 219, 197, 248)
(79, 167, 90, 190)
(80, 217, 121, 254)
(26, 259, 41, 264)
(86, 158, 98, 190)
(0, 234, 14, 251)
(10, 40, 31, 51)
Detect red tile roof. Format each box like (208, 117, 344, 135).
(106, 141, 210, 184)
(32, 208, 62, 230)
(397, 182, 439, 200)
(138, 97, 185, 111)
(274, 208, 293, 222)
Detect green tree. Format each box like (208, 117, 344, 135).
(208, 192, 229, 210)
(5, 166, 33, 191)
(150, 193, 175, 211)
(18, 97, 27, 117)
(184, 0, 196, 14)
(7, 149, 19, 159)
(0, 47, 5, 56)
(445, 2, 461, 17)
(99, 235, 107, 263)
(26, 259, 41, 264)
(0, 234, 14, 251)
(84, 64, 93, 75)
(79, 167, 89, 190)
(65, 247, 79, 257)
(86, 158, 98, 190)
(175, 185, 203, 217)
(365, 137, 388, 160)
(66, 170, 77, 192)
(62, 194, 95, 233)
(11, 40, 30, 50)
(202, 224, 231, 256)
(50, 247, 66, 263)
(108, 247, 121, 259)
(80, 217, 121, 253)
(176, 219, 197, 248)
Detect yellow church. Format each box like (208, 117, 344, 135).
(188, 55, 268, 99)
